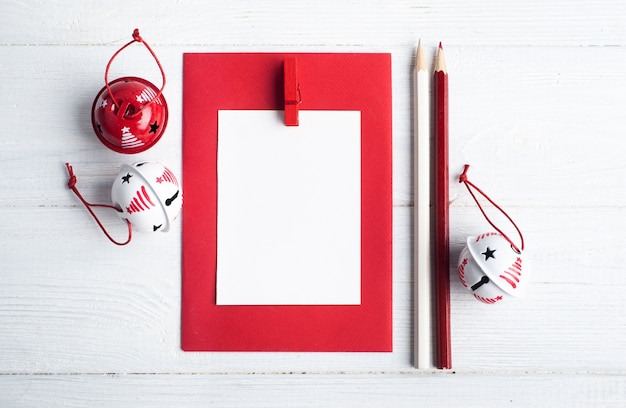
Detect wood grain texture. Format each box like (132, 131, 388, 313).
(1, 1, 626, 46)
(0, 373, 624, 407)
(0, 0, 625, 405)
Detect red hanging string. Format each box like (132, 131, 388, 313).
(65, 163, 132, 246)
(458, 164, 524, 252)
(104, 28, 166, 114)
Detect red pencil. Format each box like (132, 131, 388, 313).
(434, 42, 451, 369)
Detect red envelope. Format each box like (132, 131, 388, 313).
(181, 53, 392, 351)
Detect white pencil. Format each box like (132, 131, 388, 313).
(414, 40, 432, 369)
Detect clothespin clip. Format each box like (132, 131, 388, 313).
(284, 57, 300, 126)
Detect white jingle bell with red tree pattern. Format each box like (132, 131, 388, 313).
(457, 164, 530, 304)
(457, 233, 530, 304)
(65, 161, 181, 245)
(111, 161, 182, 233)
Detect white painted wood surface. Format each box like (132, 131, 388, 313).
(1, 0, 626, 406)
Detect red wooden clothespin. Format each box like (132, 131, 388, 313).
(284, 57, 300, 126)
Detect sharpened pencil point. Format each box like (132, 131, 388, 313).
(415, 40, 427, 71)
(439, 41, 443, 49)
(435, 43, 448, 74)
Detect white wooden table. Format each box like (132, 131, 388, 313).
(1, 1, 625, 406)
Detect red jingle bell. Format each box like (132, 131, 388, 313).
(91, 29, 168, 154)
(92, 77, 168, 154)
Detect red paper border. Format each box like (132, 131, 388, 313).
(181, 53, 392, 351)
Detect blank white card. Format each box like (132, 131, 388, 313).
(216, 110, 361, 305)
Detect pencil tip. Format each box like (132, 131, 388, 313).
(435, 43, 448, 73)
(439, 41, 443, 49)
(415, 41, 426, 71)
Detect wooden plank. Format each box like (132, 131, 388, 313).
(0, 373, 624, 407)
(1, 1, 626, 46)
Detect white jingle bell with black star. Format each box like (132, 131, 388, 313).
(111, 161, 182, 233)
(457, 232, 530, 304)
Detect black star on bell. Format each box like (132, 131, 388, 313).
(121, 173, 132, 184)
(96, 123, 103, 134)
(482, 247, 496, 260)
(149, 121, 159, 134)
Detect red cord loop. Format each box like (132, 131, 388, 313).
(459, 164, 524, 252)
(65, 163, 132, 246)
(104, 28, 166, 114)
